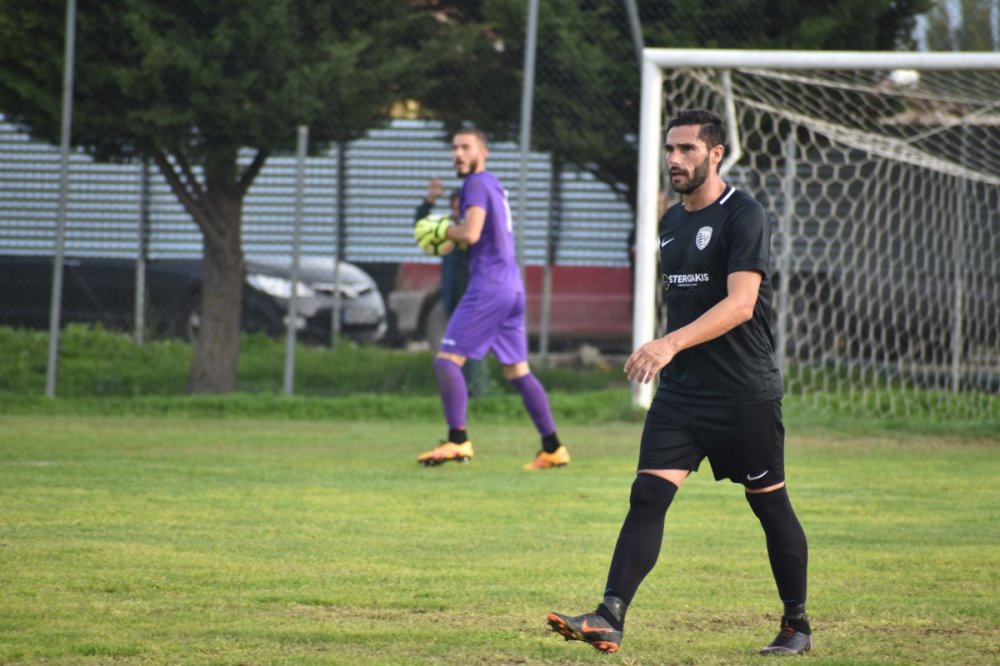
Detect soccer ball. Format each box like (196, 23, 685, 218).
(423, 236, 455, 256)
(416, 214, 456, 257)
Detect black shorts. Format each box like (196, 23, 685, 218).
(638, 395, 785, 489)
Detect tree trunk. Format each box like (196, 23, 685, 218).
(187, 187, 245, 394)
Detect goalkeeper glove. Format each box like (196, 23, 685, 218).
(414, 215, 452, 251)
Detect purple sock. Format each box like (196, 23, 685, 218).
(509, 373, 556, 438)
(434, 357, 468, 431)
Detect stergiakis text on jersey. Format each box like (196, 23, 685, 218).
(662, 272, 710, 287)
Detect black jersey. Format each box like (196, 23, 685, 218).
(657, 185, 782, 404)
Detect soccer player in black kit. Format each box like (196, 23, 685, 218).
(546, 109, 812, 656)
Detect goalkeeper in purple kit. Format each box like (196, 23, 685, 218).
(413, 128, 570, 470)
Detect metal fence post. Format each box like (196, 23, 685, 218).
(45, 0, 77, 398)
(284, 125, 309, 395)
(134, 156, 152, 345)
(516, 0, 539, 339)
(776, 131, 796, 378)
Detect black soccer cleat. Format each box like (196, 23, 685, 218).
(546, 597, 624, 654)
(760, 618, 813, 656)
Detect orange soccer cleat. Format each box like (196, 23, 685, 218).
(417, 441, 474, 466)
(523, 445, 571, 470)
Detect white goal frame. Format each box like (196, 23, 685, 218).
(632, 49, 1000, 409)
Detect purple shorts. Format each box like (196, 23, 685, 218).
(440, 286, 527, 364)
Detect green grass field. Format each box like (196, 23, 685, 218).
(1, 415, 997, 665)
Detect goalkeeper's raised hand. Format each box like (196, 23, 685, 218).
(414, 215, 452, 251)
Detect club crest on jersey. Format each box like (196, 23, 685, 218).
(695, 226, 713, 250)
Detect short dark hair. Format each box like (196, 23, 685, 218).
(667, 109, 726, 152)
(454, 126, 488, 148)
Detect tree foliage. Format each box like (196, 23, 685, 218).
(923, 0, 999, 51)
(0, 0, 435, 393)
(416, 0, 931, 208)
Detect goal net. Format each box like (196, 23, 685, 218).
(634, 50, 1000, 419)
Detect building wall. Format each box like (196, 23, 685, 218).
(0, 117, 634, 268)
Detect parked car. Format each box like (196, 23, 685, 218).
(0, 254, 387, 344)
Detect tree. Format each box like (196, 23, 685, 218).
(412, 0, 931, 210)
(0, 0, 430, 393)
(922, 0, 999, 51)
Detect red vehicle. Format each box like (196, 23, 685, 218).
(389, 261, 634, 352)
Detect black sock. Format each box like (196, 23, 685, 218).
(603, 474, 678, 617)
(746, 487, 809, 633)
(448, 428, 467, 444)
(542, 432, 560, 454)
(782, 603, 811, 633)
(596, 595, 626, 630)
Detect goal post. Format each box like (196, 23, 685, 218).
(633, 49, 1000, 417)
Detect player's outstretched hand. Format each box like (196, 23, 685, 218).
(426, 177, 444, 203)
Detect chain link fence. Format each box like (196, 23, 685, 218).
(0, 116, 634, 344)
(2, 0, 668, 397)
(0, 1, 996, 415)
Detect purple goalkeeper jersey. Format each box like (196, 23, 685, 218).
(459, 171, 522, 293)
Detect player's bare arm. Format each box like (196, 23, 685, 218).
(624, 270, 762, 384)
(446, 205, 485, 245)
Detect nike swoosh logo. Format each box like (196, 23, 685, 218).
(660, 238, 675, 248)
(747, 470, 768, 481)
(580, 620, 614, 633)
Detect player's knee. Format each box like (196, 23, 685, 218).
(745, 485, 792, 521)
(435, 353, 465, 368)
(629, 474, 677, 512)
(501, 361, 530, 381)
